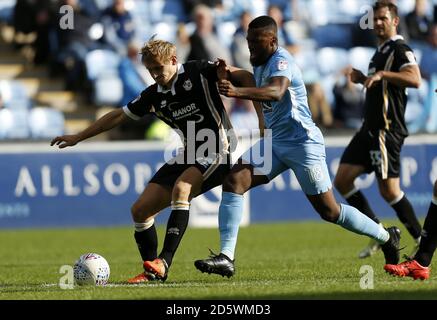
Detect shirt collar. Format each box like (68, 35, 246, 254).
(378, 35, 404, 51)
(157, 63, 185, 95)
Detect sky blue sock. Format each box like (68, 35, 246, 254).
(336, 203, 389, 244)
(219, 192, 244, 260)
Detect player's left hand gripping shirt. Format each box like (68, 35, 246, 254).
(123, 61, 235, 155)
(253, 47, 317, 142)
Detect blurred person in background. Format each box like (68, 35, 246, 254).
(102, 0, 137, 56)
(267, 4, 299, 54)
(56, 0, 104, 90)
(405, 0, 433, 44)
(187, 4, 232, 63)
(187, 4, 233, 113)
(231, 11, 252, 72)
(332, 66, 365, 130)
(118, 41, 154, 106)
(420, 24, 437, 79)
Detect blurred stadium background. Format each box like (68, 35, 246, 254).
(0, 0, 436, 228)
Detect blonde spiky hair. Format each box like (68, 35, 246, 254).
(140, 38, 177, 64)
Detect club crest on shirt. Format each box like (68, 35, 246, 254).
(277, 60, 288, 71)
(183, 79, 193, 91)
(160, 100, 167, 108)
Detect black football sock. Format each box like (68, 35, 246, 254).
(159, 201, 190, 268)
(134, 223, 158, 262)
(345, 189, 381, 224)
(415, 202, 437, 267)
(391, 194, 422, 240)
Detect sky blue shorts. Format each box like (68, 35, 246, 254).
(241, 129, 332, 195)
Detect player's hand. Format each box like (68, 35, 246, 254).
(218, 79, 238, 97)
(216, 58, 230, 80)
(50, 134, 80, 149)
(364, 71, 384, 89)
(350, 68, 366, 84)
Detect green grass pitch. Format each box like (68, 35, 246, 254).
(0, 220, 436, 300)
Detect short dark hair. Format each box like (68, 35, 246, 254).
(248, 15, 277, 32)
(373, 0, 399, 18)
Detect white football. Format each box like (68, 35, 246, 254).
(73, 253, 110, 286)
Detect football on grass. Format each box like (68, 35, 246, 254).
(73, 253, 110, 286)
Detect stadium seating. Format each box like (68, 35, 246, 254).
(151, 21, 178, 43)
(85, 49, 123, 106)
(0, 0, 15, 24)
(349, 46, 375, 74)
(216, 21, 238, 48)
(0, 80, 32, 110)
(312, 24, 353, 49)
(316, 47, 350, 75)
(28, 107, 65, 139)
(0, 108, 30, 139)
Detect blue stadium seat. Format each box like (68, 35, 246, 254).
(312, 24, 353, 49)
(0, 0, 15, 24)
(0, 108, 30, 140)
(349, 46, 375, 74)
(420, 45, 437, 76)
(293, 48, 320, 84)
(85, 49, 121, 80)
(147, 0, 165, 24)
(151, 22, 177, 43)
(425, 75, 437, 133)
(162, 0, 187, 22)
(28, 107, 65, 140)
(336, 0, 372, 22)
(406, 78, 430, 133)
(397, 0, 416, 15)
(85, 50, 123, 106)
(93, 0, 113, 11)
(0, 80, 32, 110)
(316, 47, 350, 76)
(216, 21, 237, 48)
(319, 74, 338, 107)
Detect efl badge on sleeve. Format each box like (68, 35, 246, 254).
(405, 51, 416, 63)
(277, 60, 288, 71)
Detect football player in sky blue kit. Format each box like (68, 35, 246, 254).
(194, 15, 401, 277)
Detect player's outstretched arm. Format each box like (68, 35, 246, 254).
(51, 108, 129, 148)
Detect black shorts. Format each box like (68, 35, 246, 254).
(149, 151, 232, 194)
(340, 128, 405, 179)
